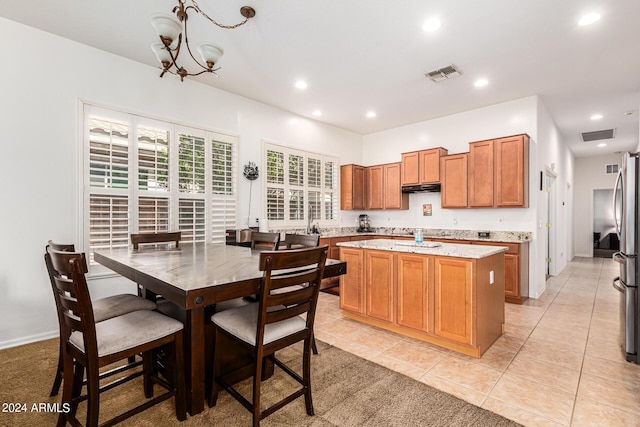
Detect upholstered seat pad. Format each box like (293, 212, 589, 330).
(70, 310, 183, 357)
(93, 294, 157, 323)
(212, 303, 306, 346)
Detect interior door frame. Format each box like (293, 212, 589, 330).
(545, 166, 558, 277)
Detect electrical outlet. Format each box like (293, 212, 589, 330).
(489, 271, 494, 284)
(478, 231, 490, 238)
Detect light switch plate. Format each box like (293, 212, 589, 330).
(489, 271, 494, 284)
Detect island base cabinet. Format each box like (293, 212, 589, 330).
(397, 254, 432, 333)
(365, 250, 394, 323)
(339, 248, 365, 314)
(434, 258, 473, 345)
(340, 247, 505, 358)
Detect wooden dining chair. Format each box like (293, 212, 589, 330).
(48, 248, 186, 427)
(208, 245, 328, 427)
(250, 231, 280, 251)
(281, 233, 321, 355)
(45, 241, 157, 397)
(282, 233, 320, 249)
(130, 231, 181, 250)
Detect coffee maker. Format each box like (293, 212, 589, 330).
(357, 214, 372, 232)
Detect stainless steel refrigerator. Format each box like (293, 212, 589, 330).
(613, 152, 639, 363)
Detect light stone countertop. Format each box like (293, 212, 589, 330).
(337, 238, 508, 259)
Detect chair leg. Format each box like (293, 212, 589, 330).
(85, 364, 100, 427)
(143, 350, 154, 398)
(57, 351, 75, 427)
(303, 338, 314, 416)
(252, 352, 263, 427)
(311, 335, 318, 355)
(50, 345, 63, 396)
(173, 333, 187, 421)
(208, 329, 223, 408)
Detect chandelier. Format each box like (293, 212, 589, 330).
(150, 0, 256, 81)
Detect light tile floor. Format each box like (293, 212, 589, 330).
(314, 257, 640, 426)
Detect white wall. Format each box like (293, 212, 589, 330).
(573, 153, 622, 257)
(360, 96, 573, 298)
(0, 18, 362, 348)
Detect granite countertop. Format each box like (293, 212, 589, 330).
(323, 228, 531, 243)
(337, 239, 508, 259)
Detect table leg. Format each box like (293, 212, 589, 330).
(185, 307, 205, 415)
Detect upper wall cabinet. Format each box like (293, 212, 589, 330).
(383, 162, 409, 210)
(440, 153, 468, 208)
(401, 148, 448, 186)
(340, 164, 366, 210)
(468, 134, 529, 208)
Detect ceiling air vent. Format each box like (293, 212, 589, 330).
(581, 129, 616, 142)
(425, 65, 462, 82)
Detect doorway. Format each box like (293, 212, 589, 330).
(545, 168, 558, 278)
(593, 188, 619, 258)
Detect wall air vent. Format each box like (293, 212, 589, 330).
(581, 129, 616, 142)
(425, 65, 462, 82)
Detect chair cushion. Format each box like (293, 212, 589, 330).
(211, 303, 306, 346)
(93, 294, 157, 323)
(69, 310, 183, 357)
(214, 297, 252, 313)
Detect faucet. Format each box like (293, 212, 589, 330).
(307, 203, 320, 234)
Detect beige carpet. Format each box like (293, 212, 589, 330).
(0, 338, 521, 426)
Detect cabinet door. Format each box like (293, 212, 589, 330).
(434, 257, 473, 345)
(340, 165, 366, 210)
(384, 162, 408, 209)
(440, 154, 468, 208)
(340, 248, 365, 313)
(504, 254, 519, 297)
(397, 253, 431, 332)
(401, 152, 420, 186)
(365, 250, 394, 322)
(495, 135, 528, 207)
(420, 148, 446, 184)
(366, 165, 384, 209)
(468, 140, 494, 207)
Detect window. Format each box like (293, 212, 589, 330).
(263, 142, 339, 228)
(83, 104, 237, 260)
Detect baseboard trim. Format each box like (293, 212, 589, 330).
(0, 330, 58, 351)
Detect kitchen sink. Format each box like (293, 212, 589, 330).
(394, 241, 441, 248)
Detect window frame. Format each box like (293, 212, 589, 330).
(261, 141, 340, 229)
(80, 103, 238, 273)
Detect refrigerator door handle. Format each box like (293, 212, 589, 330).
(613, 252, 625, 264)
(612, 276, 624, 293)
(613, 167, 623, 240)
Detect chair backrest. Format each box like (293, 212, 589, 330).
(250, 231, 280, 251)
(47, 248, 98, 356)
(130, 231, 181, 250)
(256, 246, 328, 346)
(48, 241, 76, 252)
(282, 233, 320, 249)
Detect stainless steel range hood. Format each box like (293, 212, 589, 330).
(401, 183, 441, 193)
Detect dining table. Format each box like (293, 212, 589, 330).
(93, 242, 346, 416)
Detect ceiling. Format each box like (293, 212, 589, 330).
(2, 0, 639, 157)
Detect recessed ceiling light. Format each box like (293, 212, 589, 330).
(366, 111, 376, 118)
(590, 114, 603, 120)
(578, 12, 601, 26)
(294, 80, 308, 90)
(474, 78, 488, 88)
(422, 17, 442, 32)
(597, 143, 607, 147)
(312, 110, 322, 117)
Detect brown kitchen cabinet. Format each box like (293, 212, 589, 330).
(440, 153, 469, 208)
(434, 257, 473, 345)
(397, 253, 432, 332)
(383, 162, 409, 209)
(468, 134, 529, 208)
(365, 162, 408, 210)
(340, 164, 366, 210)
(365, 250, 395, 322)
(401, 147, 448, 186)
(495, 135, 529, 207)
(472, 241, 529, 304)
(339, 247, 365, 314)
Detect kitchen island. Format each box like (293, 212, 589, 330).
(337, 239, 507, 357)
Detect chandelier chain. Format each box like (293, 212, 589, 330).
(190, 0, 249, 29)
